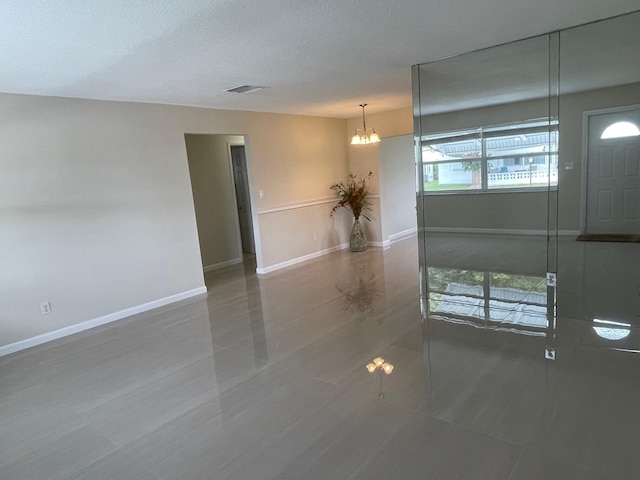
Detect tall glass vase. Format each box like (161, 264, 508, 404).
(350, 217, 367, 252)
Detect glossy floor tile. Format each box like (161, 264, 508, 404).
(2, 235, 640, 479)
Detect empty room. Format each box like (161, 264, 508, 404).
(2, 2, 640, 479)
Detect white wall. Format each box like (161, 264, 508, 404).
(379, 135, 417, 243)
(185, 134, 244, 270)
(1, 93, 348, 350)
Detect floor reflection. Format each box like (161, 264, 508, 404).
(427, 267, 552, 336)
(335, 254, 385, 323)
(559, 241, 640, 326)
(7, 235, 640, 479)
(418, 234, 640, 478)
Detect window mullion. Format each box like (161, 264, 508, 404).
(481, 129, 488, 191)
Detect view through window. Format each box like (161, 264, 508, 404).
(421, 119, 558, 193)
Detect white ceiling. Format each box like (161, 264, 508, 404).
(0, 0, 638, 118)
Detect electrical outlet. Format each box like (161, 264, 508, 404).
(546, 272, 557, 287)
(40, 301, 52, 315)
(259, 190, 264, 199)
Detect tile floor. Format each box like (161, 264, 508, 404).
(1, 235, 640, 479)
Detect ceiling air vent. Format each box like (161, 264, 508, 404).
(224, 85, 264, 94)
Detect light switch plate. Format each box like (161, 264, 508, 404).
(545, 347, 556, 360)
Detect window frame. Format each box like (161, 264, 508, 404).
(420, 120, 559, 195)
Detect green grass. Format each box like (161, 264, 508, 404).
(424, 181, 473, 191)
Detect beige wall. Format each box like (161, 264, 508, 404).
(346, 107, 415, 244)
(185, 134, 244, 269)
(259, 202, 352, 268)
(347, 107, 413, 138)
(1, 93, 348, 348)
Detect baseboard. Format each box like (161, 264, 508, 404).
(203, 257, 243, 272)
(389, 227, 418, 243)
(423, 227, 580, 236)
(256, 230, 418, 274)
(0, 286, 208, 358)
(576, 233, 640, 242)
(256, 243, 348, 275)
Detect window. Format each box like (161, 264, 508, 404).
(600, 121, 640, 139)
(421, 120, 558, 193)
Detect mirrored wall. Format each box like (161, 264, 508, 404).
(413, 10, 640, 328)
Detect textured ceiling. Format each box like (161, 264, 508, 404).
(0, 0, 638, 118)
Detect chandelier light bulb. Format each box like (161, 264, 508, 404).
(350, 104, 380, 145)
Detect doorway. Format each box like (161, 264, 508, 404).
(184, 134, 257, 272)
(230, 145, 255, 254)
(584, 107, 640, 235)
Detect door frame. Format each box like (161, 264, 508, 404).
(580, 104, 640, 234)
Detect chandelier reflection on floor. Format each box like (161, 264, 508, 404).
(366, 357, 394, 399)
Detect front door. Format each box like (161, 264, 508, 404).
(585, 108, 640, 234)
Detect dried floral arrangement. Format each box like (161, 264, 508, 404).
(330, 171, 374, 220)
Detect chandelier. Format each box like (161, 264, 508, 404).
(366, 356, 394, 374)
(351, 104, 380, 145)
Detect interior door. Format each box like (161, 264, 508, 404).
(586, 108, 640, 235)
(230, 145, 255, 254)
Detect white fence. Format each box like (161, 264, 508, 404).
(488, 169, 558, 187)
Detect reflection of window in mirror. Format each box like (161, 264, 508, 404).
(421, 118, 558, 193)
(426, 267, 549, 334)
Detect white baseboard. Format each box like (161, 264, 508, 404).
(0, 286, 208, 358)
(423, 227, 580, 236)
(376, 228, 417, 250)
(256, 243, 348, 275)
(389, 227, 418, 243)
(203, 257, 243, 272)
(256, 230, 419, 274)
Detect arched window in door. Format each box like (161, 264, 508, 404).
(600, 121, 640, 139)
